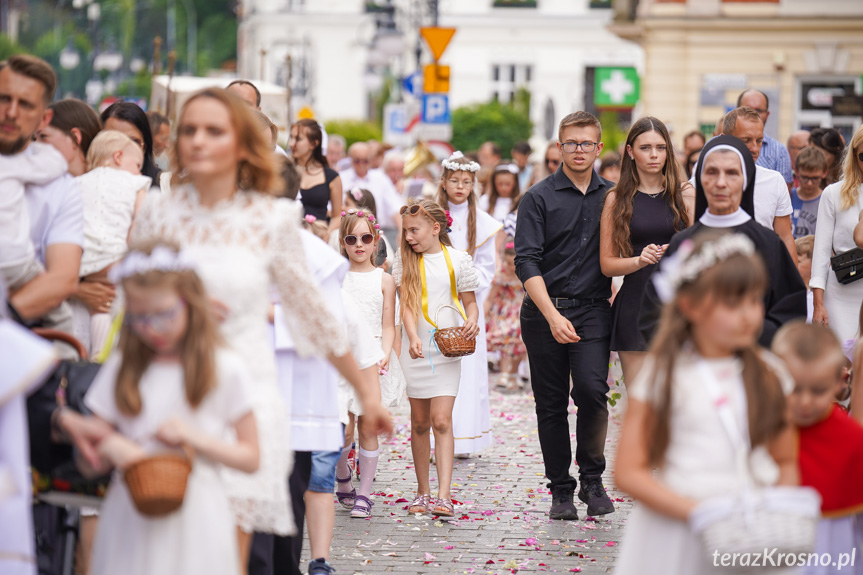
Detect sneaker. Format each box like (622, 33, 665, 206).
(308, 557, 335, 575)
(548, 485, 578, 520)
(577, 478, 615, 516)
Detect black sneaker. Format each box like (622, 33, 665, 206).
(577, 478, 615, 516)
(549, 485, 579, 520)
(308, 558, 335, 575)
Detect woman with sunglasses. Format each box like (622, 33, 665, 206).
(810, 124, 863, 345)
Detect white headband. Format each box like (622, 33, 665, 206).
(107, 246, 198, 284)
(651, 234, 756, 303)
(495, 163, 519, 175)
(441, 151, 480, 173)
(700, 144, 748, 191)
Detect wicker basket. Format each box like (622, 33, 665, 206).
(433, 305, 476, 358)
(124, 447, 194, 517)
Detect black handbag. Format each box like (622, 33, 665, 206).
(830, 247, 863, 285)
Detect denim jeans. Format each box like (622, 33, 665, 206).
(520, 298, 611, 489)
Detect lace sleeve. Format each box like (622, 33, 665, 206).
(268, 199, 350, 358)
(128, 192, 162, 246)
(456, 250, 480, 293)
(392, 249, 403, 287)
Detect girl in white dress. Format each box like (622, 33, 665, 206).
(334, 208, 405, 518)
(130, 88, 390, 570)
(437, 153, 502, 455)
(394, 199, 480, 518)
(68, 244, 258, 575)
(614, 233, 798, 575)
(74, 130, 152, 356)
(478, 163, 521, 223)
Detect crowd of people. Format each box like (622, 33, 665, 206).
(2, 51, 863, 575)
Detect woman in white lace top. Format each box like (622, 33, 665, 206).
(130, 88, 391, 570)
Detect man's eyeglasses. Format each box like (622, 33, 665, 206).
(126, 299, 186, 333)
(344, 233, 375, 246)
(560, 141, 597, 153)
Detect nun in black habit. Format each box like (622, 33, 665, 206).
(638, 135, 807, 347)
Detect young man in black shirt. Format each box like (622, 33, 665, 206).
(515, 111, 616, 520)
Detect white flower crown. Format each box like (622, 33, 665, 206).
(651, 234, 756, 303)
(441, 151, 480, 173)
(107, 246, 198, 283)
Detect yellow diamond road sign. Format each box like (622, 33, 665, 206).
(420, 27, 456, 63)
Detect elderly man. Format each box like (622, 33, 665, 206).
(720, 106, 797, 265)
(787, 129, 811, 187)
(640, 135, 807, 347)
(326, 134, 348, 170)
(381, 149, 405, 192)
(738, 89, 793, 188)
(515, 111, 615, 520)
(1, 55, 82, 351)
(339, 141, 404, 232)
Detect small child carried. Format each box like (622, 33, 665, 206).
(75, 130, 152, 355)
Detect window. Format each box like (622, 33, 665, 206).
(492, 64, 532, 103)
(492, 0, 538, 7)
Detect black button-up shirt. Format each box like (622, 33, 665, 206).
(514, 166, 613, 300)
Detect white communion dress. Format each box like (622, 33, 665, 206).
(394, 245, 479, 399)
(131, 184, 350, 535)
(340, 267, 405, 415)
(85, 351, 252, 575)
(447, 200, 501, 453)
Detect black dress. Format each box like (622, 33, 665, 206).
(299, 166, 339, 221)
(610, 192, 678, 352)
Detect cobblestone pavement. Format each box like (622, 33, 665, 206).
(305, 368, 631, 574)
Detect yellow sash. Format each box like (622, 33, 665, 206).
(419, 244, 466, 328)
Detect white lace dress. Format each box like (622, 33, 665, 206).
(339, 268, 405, 416)
(131, 184, 349, 535)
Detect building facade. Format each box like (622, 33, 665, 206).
(609, 0, 863, 145)
(237, 0, 643, 142)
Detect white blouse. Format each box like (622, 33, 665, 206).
(809, 182, 863, 291)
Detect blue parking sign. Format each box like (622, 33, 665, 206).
(421, 94, 450, 124)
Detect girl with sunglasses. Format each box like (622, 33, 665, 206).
(436, 152, 502, 457)
(394, 198, 480, 517)
(334, 209, 405, 518)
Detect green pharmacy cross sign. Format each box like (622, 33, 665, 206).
(595, 67, 640, 108)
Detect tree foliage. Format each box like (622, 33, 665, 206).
(451, 91, 533, 155)
(324, 119, 383, 149)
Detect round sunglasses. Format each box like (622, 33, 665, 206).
(344, 233, 375, 246)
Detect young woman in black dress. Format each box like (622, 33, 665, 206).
(599, 117, 695, 385)
(289, 119, 342, 233)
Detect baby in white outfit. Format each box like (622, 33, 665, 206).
(0, 142, 69, 294)
(75, 130, 151, 354)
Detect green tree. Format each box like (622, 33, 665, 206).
(324, 119, 383, 149)
(0, 35, 25, 60)
(451, 93, 532, 155)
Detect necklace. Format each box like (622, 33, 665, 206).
(640, 189, 664, 199)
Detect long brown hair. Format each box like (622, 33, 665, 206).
(610, 117, 690, 257)
(292, 118, 329, 170)
(171, 88, 281, 195)
(645, 232, 786, 466)
(437, 157, 478, 256)
(115, 242, 224, 416)
(398, 199, 453, 322)
(486, 164, 521, 217)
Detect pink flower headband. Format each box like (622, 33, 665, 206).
(304, 214, 317, 224)
(504, 241, 515, 250)
(340, 208, 380, 230)
(349, 188, 364, 202)
(445, 210, 453, 234)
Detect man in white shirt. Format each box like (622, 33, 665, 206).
(1, 55, 83, 345)
(721, 106, 797, 265)
(339, 141, 405, 234)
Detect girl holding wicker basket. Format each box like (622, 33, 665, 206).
(58, 243, 259, 575)
(393, 198, 480, 518)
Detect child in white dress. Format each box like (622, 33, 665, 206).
(437, 153, 501, 455)
(394, 199, 480, 518)
(614, 233, 798, 575)
(75, 130, 152, 355)
(61, 244, 258, 575)
(334, 208, 405, 518)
